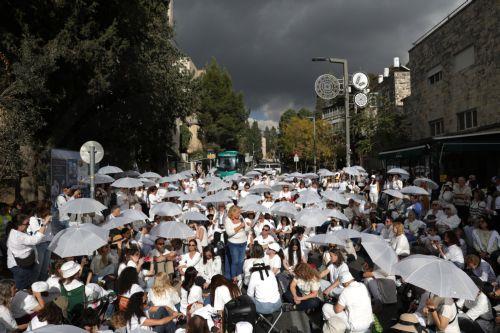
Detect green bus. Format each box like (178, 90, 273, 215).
(216, 150, 245, 178)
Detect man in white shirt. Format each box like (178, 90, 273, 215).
(247, 262, 281, 314)
(253, 225, 276, 249)
(55, 186, 71, 229)
(323, 272, 373, 333)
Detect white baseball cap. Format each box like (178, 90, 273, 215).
(32, 281, 49, 293)
(268, 242, 281, 253)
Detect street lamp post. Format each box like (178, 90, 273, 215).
(312, 57, 351, 167)
(307, 115, 317, 173)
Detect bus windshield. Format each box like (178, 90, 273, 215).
(218, 156, 237, 171)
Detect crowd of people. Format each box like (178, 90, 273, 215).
(0, 167, 499, 333)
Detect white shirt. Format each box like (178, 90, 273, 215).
(254, 234, 276, 247)
(459, 292, 493, 321)
(429, 298, 460, 333)
(195, 257, 222, 284)
(265, 255, 282, 271)
(126, 315, 150, 332)
(337, 281, 373, 332)
(327, 262, 349, 285)
(147, 288, 180, 309)
(247, 269, 281, 304)
(225, 217, 250, 244)
(213, 285, 233, 311)
(180, 285, 203, 315)
(390, 234, 410, 256)
(27, 315, 47, 331)
(442, 244, 464, 267)
(6, 230, 44, 268)
(27, 216, 53, 242)
(437, 215, 461, 230)
(56, 194, 70, 221)
(0, 305, 17, 333)
(179, 252, 202, 273)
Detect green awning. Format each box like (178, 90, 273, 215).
(378, 145, 427, 159)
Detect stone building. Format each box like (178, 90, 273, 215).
(374, 57, 411, 114)
(379, 0, 500, 181)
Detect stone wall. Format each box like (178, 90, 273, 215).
(404, 0, 500, 140)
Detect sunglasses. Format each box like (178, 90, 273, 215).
(157, 242, 165, 246)
(263, 228, 270, 231)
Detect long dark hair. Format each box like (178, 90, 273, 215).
(123, 292, 145, 323)
(187, 315, 210, 333)
(287, 238, 303, 267)
(202, 245, 216, 265)
(209, 274, 240, 306)
(38, 301, 64, 325)
(251, 243, 264, 259)
(329, 248, 344, 266)
(443, 230, 459, 246)
(117, 267, 139, 295)
(181, 267, 198, 292)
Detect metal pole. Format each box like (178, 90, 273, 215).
(343, 60, 351, 167)
(89, 145, 95, 199)
(313, 115, 317, 173)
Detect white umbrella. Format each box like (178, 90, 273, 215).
(32, 325, 87, 333)
(224, 173, 243, 182)
(322, 191, 349, 205)
(303, 173, 319, 179)
(241, 203, 270, 214)
(202, 192, 232, 205)
(49, 224, 108, 257)
(323, 209, 349, 222)
(178, 192, 203, 202)
(360, 233, 398, 275)
(393, 255, 479, 300)
(318, 170, 336, 177)
(81, 174, 115, 185)
(111, 177, 143, 188)
(150, 221, 195, 239)
(270, 201, 298, 218)
(101, 216, 134, 230)
(117, 170, 141, 178)
(333, 229, 362, 240)
(139, 178, 156, 187)
(296, 208, 329, 228)
(246, 170, 262, 177)
(97, 166, 123, 175)
(413, 177, 439, 190)
(150, 202, 182, 217)
(162, 191, 183, 199)
(383, 189, 404, 199)
(237, 194, 262, 207)
(343, 166, 361, 176)
(249, 184, 272, 194)
(401, 186, 430, 196)
(289, 172, 303, 178)
(306, 233, 346, 246)
(120, 209, 149, 221)
(204, 176, 221, 184)
(180, 211, 209, 222)
(158, 175, 179, 184)
(140, 171, 162, 179)
(296, 191, 322, 205)
(207, 180, 231, 192)
(352, 165, 366, 173)
(387, 168, 410, 176)
(271, 182, 294, 192)
(59, 198, 107, 215)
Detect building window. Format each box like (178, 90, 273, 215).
(453, 45, 474, 72)
(428, 71, 442, 85)
(457, 109, 477, 131)
(429, 119, 444, 136)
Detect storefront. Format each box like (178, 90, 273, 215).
(378, 130, 500, 184)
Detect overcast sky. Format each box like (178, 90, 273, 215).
(174, 0, 463, 129)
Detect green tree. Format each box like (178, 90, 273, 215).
(0, 0, 199, 185)
(198, 59, 248, 151)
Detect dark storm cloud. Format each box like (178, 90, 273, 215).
(174, 0, 462, 125)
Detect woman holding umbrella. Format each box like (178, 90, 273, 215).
(422, 295, 460, 333)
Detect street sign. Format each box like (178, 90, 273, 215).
(315, 74, 340, 100)
(80, 141, 104, 164)
(354, 92, 368, 108)
(352, 72, 369, 90)
(80, 141, 104, 199)
(293, 154, 299, 163)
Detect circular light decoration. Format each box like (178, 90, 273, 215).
(315, 74, 340, 100)
(354, 92, 368, 108)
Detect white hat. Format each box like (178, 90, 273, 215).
(340, 271, 354, 284)
(371, 175, 376, 178)
(235, 321, 253, 333)
(268, 242, 281, 253)
(60, 261, 81, 279)
(32, 281, 49, 293)
(123, 283, 144, 298)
